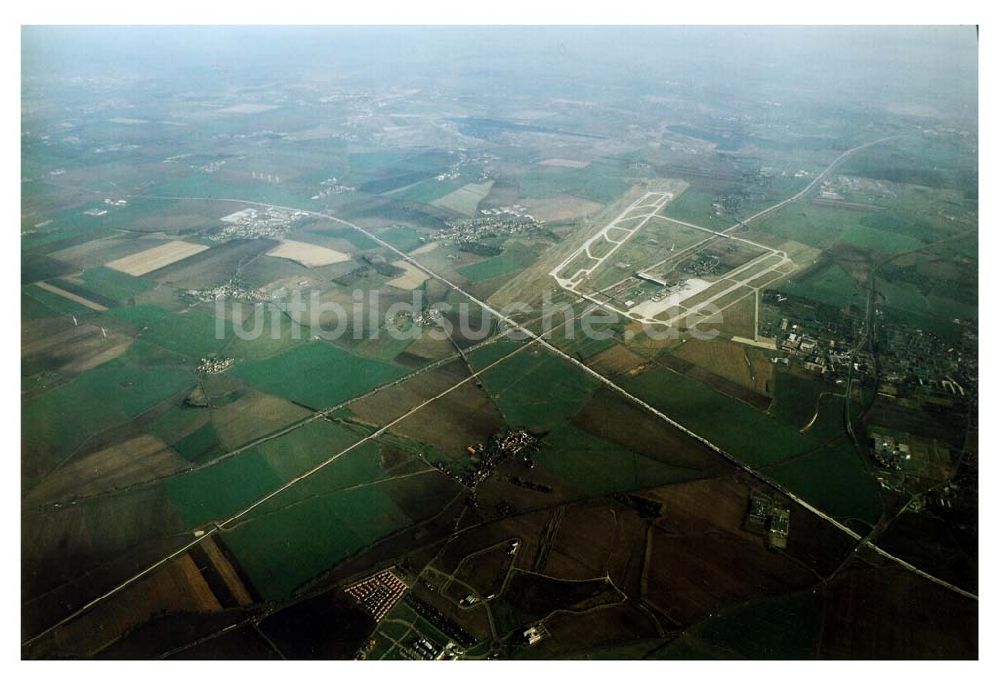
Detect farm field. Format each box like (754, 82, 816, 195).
(431, 180, 494, 215)
(606, 356, 882, 523)
(22, 282, 102, 318)
(536, 424, 713, 498)
(105, 305, 228, 359)
(386, 261, 430, 290)
(230, 340, 410, 410)
(22, 358, 195, 485)
(32, 281, 108, 312)
(654, 590, 824, 659)
(516, 159, 634, 204)
(266, 239, 350, 267)
(457, 242, 538, 282)
(75, 266, 157, 301)
(477, 348, 598, 429)
(106, 240, 209, 276)
(520, 195, 603, 222)
(374, 225, 426, 252)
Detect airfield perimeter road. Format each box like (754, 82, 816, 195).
(22, 137, 973, 651)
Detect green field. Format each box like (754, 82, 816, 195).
(21, 284, 99, 317)
(354, 331, 416, 363)
(431, 180, 494, 215)
(654, 589, 823, 659)
(539, 424, 712, 498)
(302, 226, 379, 251)
(22, 252, 76, 284)
(388, 176, 467, 204)
(20, 207, 116, 253)
(661, 187, 733, 230)
(148, 397, 208, 444)
(478, 348, 597, 429)
(840, 224, 924, 254)
(840, 135, 976, 193)
(106, 305, 228, 359)
(750, 203, 860, 251)
(375, 225, 426, 253)
(165, 419, 370, 526)
(173, 422, 223, 463)
(457, 243, 538, 282)
(22, 359, 195, 482)
(466, 338, 524, 371)
(765, 440, 882, 525)
(782, 262, 865, 309)
(152, 174, 313, 210)
(165, 448, 282, 527)
(224, 306, 312, 361)
(346, 149, 453, 179)
(623, 365, 815, 464)
(78, 266, 156, 301)
(516, 159, 632, 204)
(768, 371, 838, 431)
(876, 276, 976, 339)
(231, 340, 409, 410)
(619, 364, 881, 523)
(256, 419, 365, 481)
(221, 463, 443, 600)
(548, 324, 621, 361)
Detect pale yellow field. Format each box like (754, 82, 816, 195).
(106, 240, 209, 276)
(539, 158, 591, 168)
(34, 282, 108, 312)
(214, 103, 279, 115)
(266, 239, 351, 267)
(675, 338, 757, 391)
(387, 260, 431, 290)
(431, 180, 495, 216)
(410, 241, 440, 256)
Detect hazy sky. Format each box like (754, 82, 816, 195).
(22, 26, 978, 122)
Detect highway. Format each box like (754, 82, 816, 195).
(729, 136, 897, 230)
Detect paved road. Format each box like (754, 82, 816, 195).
(730, 136, 897, 230)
